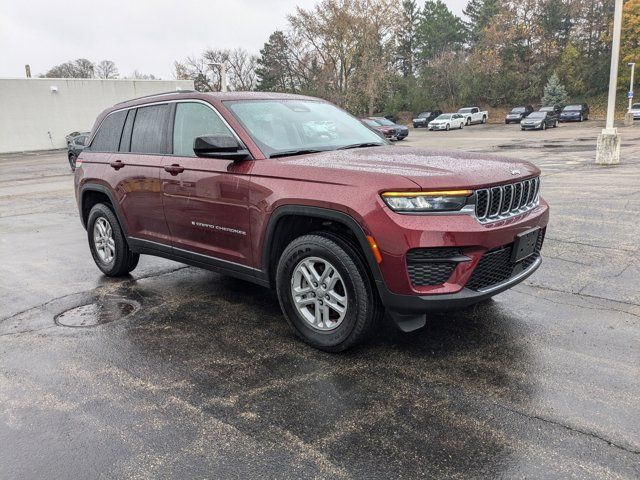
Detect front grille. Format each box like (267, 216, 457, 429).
(406, 247, 463, 287)
(466, 229, 545, 291)
(475, 177, 540, 222)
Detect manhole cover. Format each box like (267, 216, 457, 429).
(55, 299, 139, 327)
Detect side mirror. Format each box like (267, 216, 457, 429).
(193, 134, 250, 160)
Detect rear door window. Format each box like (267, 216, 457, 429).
(172, 102, 234, 156)
(130, 104, 170, 154)
(90, 110, 127, 152)
(119, 109, 136, 152)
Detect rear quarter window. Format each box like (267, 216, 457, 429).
(90, 110, 127, 152)
(130, 104, 170, 154)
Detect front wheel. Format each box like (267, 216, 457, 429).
(541, 122, 547, 130)
(446, 123, 450, 131)
(87, 203, 139, 277)
(459, 122, 463, 129)
(68, 153, 77, 172)
(276, 234, 382, 352)
(554, 120, 558, 128)
(482, 115, 487, 124)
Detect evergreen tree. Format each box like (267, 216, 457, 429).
(415, 0, 466, 63)
(463, 0, 501, 43)
(255, 31, 294, 92)
(396, 0, 419, 77)
(541, 73, 569, 106)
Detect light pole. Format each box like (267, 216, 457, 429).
(628, 62, 636, 111)
(208, 62, 228, 92)
(596, 0, 623, 165)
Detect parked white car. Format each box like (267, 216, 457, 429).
(428, 113, 465, 131)
(457, 107, 488, 125)
(630, 103, 640, 120)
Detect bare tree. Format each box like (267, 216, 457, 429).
(42, 58, 95, 78)
(174, 48, 258, 91)
(128, 70, 159, 80)
(95, 60, 119, 79)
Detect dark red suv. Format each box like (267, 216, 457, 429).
(75, 91, 549, 351)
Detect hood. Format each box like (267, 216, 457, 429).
(277, 146, 539, 190)
(561, 110, 580, 115)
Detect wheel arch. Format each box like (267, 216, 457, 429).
(261, 206, 384, 288)
(79, 184, 128, 235)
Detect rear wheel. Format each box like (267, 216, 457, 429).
(276, 234, 382, 352)
(87, 203, 139, 277)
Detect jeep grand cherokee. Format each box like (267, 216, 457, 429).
(75, 91, 549, 351)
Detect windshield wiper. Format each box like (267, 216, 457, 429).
(337, 142, 386, 150)
(269, 149, 325, 158)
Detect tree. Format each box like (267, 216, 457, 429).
(174, 48, 257, 92)
(541, 73, 568, 106)
(95, 60, 119, 79)
(256, 31, 295, 91)
(415, 0, 466, 64)
(396, 0, 419, 77)
(43, 58, 95, 78)
(463, 0, 501, 43)
(620, 0, 640, 87)
(128, 70, 159, 80)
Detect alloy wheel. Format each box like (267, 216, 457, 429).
(290, 256, 348, 331)
(93, 217, 115, 263)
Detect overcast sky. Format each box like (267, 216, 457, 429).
(0, 0, 467, 79)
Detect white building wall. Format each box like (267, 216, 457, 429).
(0, 78, 195, 153)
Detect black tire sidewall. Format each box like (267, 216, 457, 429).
(87, 203, 135, 276)
(276, 235, 373, 351)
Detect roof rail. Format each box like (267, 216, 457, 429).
(114, 89, 198, 106)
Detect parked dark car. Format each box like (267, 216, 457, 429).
(505, 105, 534, 124)
(539, 105, 562, 116)
(368, 117, 409, 140)
(67, 132, 89, 171)
(559, 104, 589, 122)
(412, 110, 442, 128)
(362, 118, 396, 140)
(520, 111, 558, 131)
(65, 131, 86, 145)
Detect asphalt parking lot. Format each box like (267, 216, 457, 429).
(1, 121, 639, 479)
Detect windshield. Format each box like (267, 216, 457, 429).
(435, 114, 452, 120)
(528, 112, 545, 119)
(511, 107, 525, 113)
(540, 107, 553, 111)
(371, 117, 394, 126)
(564, 105, 582, 111)
(362, 118, 381, 127)
(458, 108, 473, 113)
(632, 103, 640, 109)
(418, 112, 431, 117)
(225, 100, 386, 156)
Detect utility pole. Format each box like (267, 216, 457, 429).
(628, 62, 635, 111)
(596, 0, 623, 165)
(208, 62, 228, 92)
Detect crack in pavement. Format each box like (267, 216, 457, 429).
(497, 403, 640, 455)
(521, 283, 640, 312)
(544, 237, 636, 253)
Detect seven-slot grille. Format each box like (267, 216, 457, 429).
(475, 177, 540, 222)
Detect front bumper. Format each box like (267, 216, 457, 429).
(429, 124, 448, 130)
(560, 115, 581, 122)
(521, 123, 542, 130)
(366, 199, 549, 329)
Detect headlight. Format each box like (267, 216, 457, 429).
(381, 190, 472, 212)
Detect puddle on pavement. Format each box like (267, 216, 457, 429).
(54, 298, 139, 327)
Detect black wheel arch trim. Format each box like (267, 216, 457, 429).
(261, 205, 385, 288)
(79, 184, 128, 235)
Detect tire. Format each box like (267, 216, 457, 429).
(459, 122, 463, 129)
(541, 122, 546, 130)
(276, 233, 383, 352)
(579, 115, 583, 122)
(482, 115, 487, 124)
(87, 203, 139, 277)
(446, 123, 450, 131)
(68, 153, 77, 172)
(465, 118, 470, 126)
(554, 120, 558, 128)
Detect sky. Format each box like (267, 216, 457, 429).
(0, 0, 467, 79)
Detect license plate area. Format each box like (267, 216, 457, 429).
(511, 227, 540, 263)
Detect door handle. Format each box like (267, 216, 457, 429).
(164, 164, 185, 176)
(109, 159, 125, 170)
